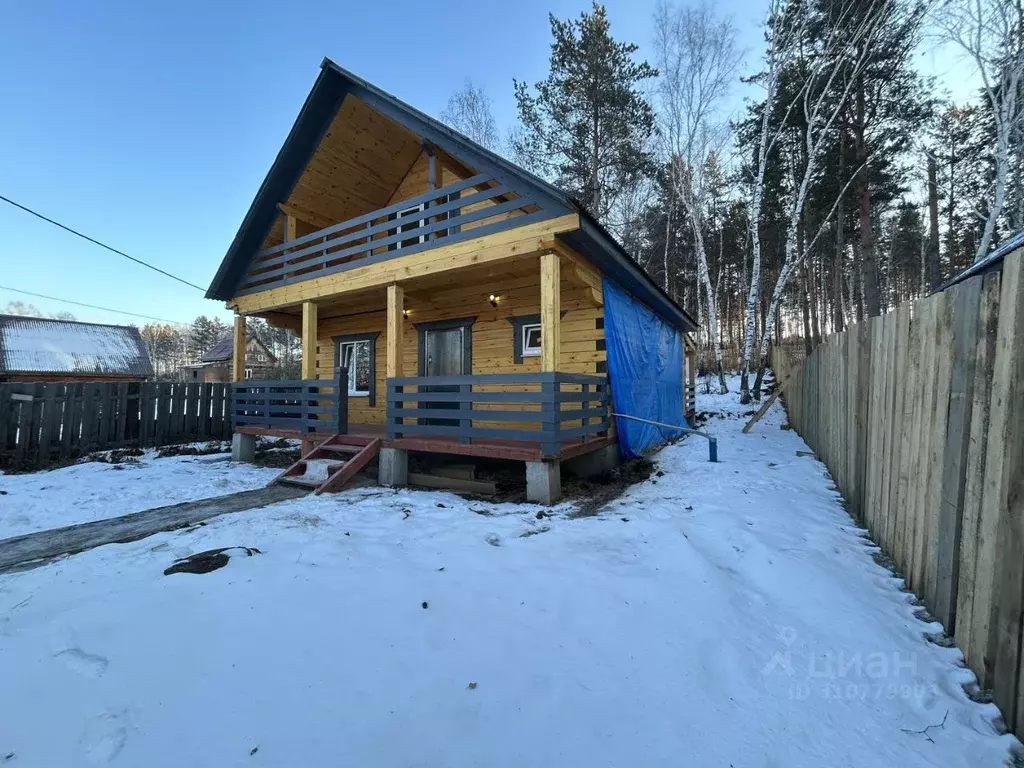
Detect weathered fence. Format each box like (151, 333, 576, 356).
(0, 381, 234, 471)
(772, 243, 1023, 737)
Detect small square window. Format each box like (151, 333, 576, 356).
(522, 324, 542, 356)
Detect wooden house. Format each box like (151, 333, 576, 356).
(0, 315, 153, 383)
(209, 60, 697, 502)
(184, 334, 277, 383)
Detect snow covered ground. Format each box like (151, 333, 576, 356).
(0, 377, 1015, 767)
(0, 449, 280, 539)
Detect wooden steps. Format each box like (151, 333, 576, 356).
(270, 435, 382, 495)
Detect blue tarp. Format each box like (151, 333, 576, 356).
(602, 277, 689, 458)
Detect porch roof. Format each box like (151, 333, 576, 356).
(206, 59, 697, 334)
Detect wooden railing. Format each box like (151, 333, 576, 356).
(384, 373, 609, 458)
(232, 367, 348, 434)
(238, 174, 544, 295)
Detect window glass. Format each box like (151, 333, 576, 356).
(522, 324, 542, 356)
(340, 341, 371, 395)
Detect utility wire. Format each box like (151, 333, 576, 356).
(0, 285, 190, 326)
(0, 193, 208, 294)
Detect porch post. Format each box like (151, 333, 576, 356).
(540, 251, 561, 372)
(232, 316, 246, 382)
(535, 250, 563, 503)
(301, 301, 318, 380)
(381, 283, 408, 487)
(386, 284, 404, 378)
(301, 301, 318, 451)
(230, 315, 255, 462)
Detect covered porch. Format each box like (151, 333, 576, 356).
(228, 246, 613, 502)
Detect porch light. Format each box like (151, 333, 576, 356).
(403, 309, 410, 319)
(488, 294, 499, 308)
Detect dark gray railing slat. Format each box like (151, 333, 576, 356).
(250, 183, 509, 272)
(242, 195, 530, 288)
(256, 173, 491, 258)
(236, 210, 551, 297)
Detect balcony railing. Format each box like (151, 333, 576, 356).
(384, 373, 609, 458)
(232, 368, 348, 434)
(237, 174, 546, 296)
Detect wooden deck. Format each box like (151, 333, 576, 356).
(235, 423, 611, 462)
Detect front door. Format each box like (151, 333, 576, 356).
(421, 324, 468, 426)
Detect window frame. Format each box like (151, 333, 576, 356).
(507, 314, 541, 364)
(521, 323, 542, 357)
(332, 332, 381, 406)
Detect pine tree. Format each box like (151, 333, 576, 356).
(512, 2, 657, 223)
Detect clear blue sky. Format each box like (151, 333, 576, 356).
(0, 1, 969, 328)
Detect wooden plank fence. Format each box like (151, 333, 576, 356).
(772, 244, 1024, 738)
(0, 381, 234, 471)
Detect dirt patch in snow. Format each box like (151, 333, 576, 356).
(156, 441, 228, 459)
(566, 457, 655, 517)
(89, 447, 144, 465)
(252, 439, 301, 469)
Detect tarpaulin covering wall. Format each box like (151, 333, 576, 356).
(602, 277, 689, 458)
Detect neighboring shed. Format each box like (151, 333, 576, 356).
(0, 315, 153, 383)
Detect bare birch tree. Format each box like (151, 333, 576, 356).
(653, 0, 740, 393)
(750, 0, 889, 397)
(440, 81, 500, 150)
(935, 0, 1024, 262)
(739, 0, 803, 403)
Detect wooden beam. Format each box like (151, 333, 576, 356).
(386, 283, 404, 379)
(232, 316, 246, 382)
(301, 301, 318, 380)
(232, 214, 580, 314)
(285, 214, 298, 243)
(277, 201, 335, 231)
(540, 250, 561, 373)
(259, 311, 302, 334)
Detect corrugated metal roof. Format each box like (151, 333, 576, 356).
(0, 315, 154, 377)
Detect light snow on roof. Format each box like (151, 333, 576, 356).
(0, 315, 153, 376)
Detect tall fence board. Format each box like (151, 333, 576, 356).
(0, 381, 234, 471)
(772, 245, 1024, 739)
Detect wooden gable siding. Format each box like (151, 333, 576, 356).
(310, 263, 606, 426)
(259, 95, 423, 251)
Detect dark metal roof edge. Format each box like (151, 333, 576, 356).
(934, 230, 1024, 294)
(0, 313, 142, 332)
(573, 212, 698, 332)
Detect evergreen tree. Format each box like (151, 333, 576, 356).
(512, 2, 657, 223)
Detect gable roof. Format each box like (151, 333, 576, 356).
(199, 334, 276, 364)
(0, 315, 153, 378)
(207, 58, 697, 333)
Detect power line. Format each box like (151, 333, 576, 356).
(0, 285, 191, 326)
(0, 193, 209, 294)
